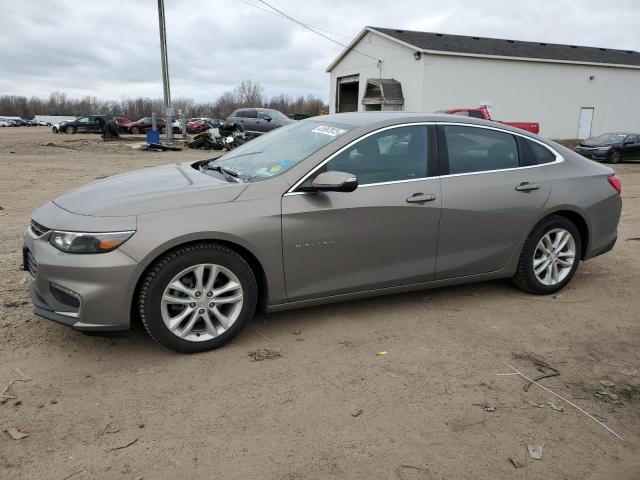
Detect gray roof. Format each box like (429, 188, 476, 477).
(371, 27, 640, 67)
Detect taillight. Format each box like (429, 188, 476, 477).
(607, 175, 622, 194)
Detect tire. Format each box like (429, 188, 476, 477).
(512, 215, 582, 295)
(173, 127, 181, 134)
(66, 126, 76, 134)
(608, 149, 621, 164)
(131, 126, 141, 135)
(138, 243, 258, 353)
(52, 127, 58, 134)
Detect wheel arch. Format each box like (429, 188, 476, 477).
(130, 236, 269, 324)
(535, 207, 590, 259)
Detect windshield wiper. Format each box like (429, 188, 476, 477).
(201, 165, 243, 183)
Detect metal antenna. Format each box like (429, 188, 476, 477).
(157, 0, 173, 144)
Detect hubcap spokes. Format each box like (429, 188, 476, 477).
(533, 229, 576, 286)
(161, 263, 243, 342)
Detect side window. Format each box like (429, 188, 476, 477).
(257, 111, 271, 119)
(239, 110, 257, 119)
(627, 135, 638, 143)
(443, 125, 519, 174)
(527, 139, 557, 164)
(77, 116, 89, 123)
(324, 125, 429, 185)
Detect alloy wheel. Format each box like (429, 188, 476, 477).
(533, 228, 576, 286)
(160, 263, 244, 342)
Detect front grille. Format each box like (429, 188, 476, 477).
(24, 248, 38, 278)
(30, 220, 50, 237)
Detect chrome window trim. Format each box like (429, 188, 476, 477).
(284, 121, 563, 196)
(285, 122, 436, 196)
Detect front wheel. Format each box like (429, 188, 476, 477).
(131, 126, 141, 135)
(512, 216, 581, 294)
(138, 243, 258, 353)
(66, 126, 76, 134)
(608, 149, 621, 164)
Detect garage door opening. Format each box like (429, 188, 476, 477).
(337, 75, 359, 113)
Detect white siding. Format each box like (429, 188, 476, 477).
(329, 31, 640, 138)
(329, 32, 423, 114)
(423, 54, 640, 138)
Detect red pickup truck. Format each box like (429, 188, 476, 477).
(436, 106, 539, 134)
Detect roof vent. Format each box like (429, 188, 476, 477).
(570, 45, 577, 49)
(627, 50, 635, 54)
(539, 42, 547, 46)
(435, 33, 443, 37)
(395, 29, 404, 33)
(472, 36, 480, 40)
(599, 48, 607, 51)
(506, 39, 515, 43)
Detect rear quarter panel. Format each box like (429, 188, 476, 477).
(541, 147, 621, 258)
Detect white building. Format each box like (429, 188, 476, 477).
(327, 27, 640, 139)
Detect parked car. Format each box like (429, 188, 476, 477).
(35, 120, 51, 126)
(574, 132, 640, 163)
(114, 117, 131, 132)
(56, 115, 113, 134)
(23, 113, 621, 353)
(226, 108, 292, 135)
(436, 106, 539, 134)
(185, 118, 225, 134)
(123, 117, 167, 134)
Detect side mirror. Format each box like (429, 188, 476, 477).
(624, 140, 634, 145)
(264, 116, 272, 122)
(310, 171, 358, 192)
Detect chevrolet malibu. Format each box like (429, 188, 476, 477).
(24, 113, 622, 353)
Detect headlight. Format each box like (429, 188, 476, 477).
(49, 231, 135, 254)
(595, 146, 611, 151)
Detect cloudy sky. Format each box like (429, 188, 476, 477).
(2, 0, 639, 102)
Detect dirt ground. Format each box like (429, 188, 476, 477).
(1, 127, 639, 480)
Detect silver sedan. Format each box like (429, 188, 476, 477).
(24, 113, 622, 352)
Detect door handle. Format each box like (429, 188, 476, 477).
(515, 182, 540, 192)
(406, 193, 436, 203)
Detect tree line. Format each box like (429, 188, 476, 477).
(0, 80, 328, 120)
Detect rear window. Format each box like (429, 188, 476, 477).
(526, 139, 557, 165)
(443, 125, 519, 174)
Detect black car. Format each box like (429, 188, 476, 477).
(575, 132, 640, 163)
(226, 108, 293, 136)
(57, 115, 113, 134)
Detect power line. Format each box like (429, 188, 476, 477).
(235, 0, 353, 39)
(255, 0, 381, 63)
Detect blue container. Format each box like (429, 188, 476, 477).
(146, 129, 160, 145)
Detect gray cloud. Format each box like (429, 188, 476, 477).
(1, 0, 639, 102)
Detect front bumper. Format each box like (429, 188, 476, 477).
(23, 226, 141, 332)
(575, 148, 610, 161)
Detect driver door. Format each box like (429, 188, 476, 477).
(282, 124, 441, 301)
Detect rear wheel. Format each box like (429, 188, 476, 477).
(512, 216, 581, 294)
(138, 243, 258, 353)
(131, 126, 141, 135)
(608, 149, 621, 164)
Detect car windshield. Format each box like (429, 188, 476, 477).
(592, 133, 628, 143)
(207, 120, 354, 182)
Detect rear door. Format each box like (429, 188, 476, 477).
(435, 124, 553, 280)
(282, 124, 441, 301)
(624, 135, 640, 160)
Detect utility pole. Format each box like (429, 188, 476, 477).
(157, 0, 173, 144)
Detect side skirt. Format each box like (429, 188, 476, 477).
(265, 269, 511, 313)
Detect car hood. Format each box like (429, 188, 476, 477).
(53, 163, 247, 217)
(580, 138, 618, 147)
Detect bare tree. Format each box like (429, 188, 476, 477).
(0, 81, 329, 120)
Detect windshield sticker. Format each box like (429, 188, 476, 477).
(254, 166, 276, 177)
(269, 165, 282, 173)
(312, 126, 347, 137)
